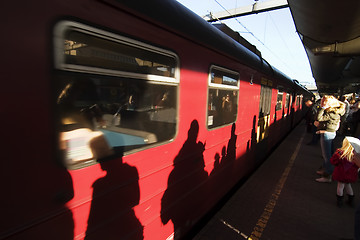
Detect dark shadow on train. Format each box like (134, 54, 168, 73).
(254, 111, 270, 164)
(160, 120, 208, 240)
(85, 149, 143, 240)
(253, 108, 295, 165)
(7, 160, 75, 239)
(186, 123, 240, 239)
(245, 115, 258, 170)
(56, 76, 146, 239)
(160, 121, 240, 239)
(247, 115, 257, 152)
(208, 123, 237, 191)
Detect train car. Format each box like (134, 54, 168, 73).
(2, 1, 312, 240)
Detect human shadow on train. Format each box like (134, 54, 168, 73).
(271, 105, 288, 138)
(85, 152, 143, 240)
(209, 123, 238, 188)
(56, 78, 143, 239)
(226, 123, 237, 163)
(210, 146, 226, 176)
(210, 152, 221, 177)
(274, 106, 277, 124)
(161, 120, 208, 240)
(290, 104, 295, 127)
(247, 115, 258, 153)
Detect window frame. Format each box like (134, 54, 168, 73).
(206, 65, 240, 130)
(53, 21, 180, 169)
(54, 21, 180, 84)
(276, 90, 283, 111)
(285, 93, 290, 109)
(298, 95, 303, 108)
(296, 95, 302, 106)
(259, 85, 272, 117)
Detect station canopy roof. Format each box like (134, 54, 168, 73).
(288, 0, 360, 95)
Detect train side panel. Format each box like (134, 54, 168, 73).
(2, 1, 312, 240)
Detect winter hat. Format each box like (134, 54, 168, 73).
(345, 136, 360, 153)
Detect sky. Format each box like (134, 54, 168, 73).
(176, 0, 316, 88)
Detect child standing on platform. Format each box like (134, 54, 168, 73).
(330, 136, 360, 207)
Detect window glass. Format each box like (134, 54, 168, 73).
(259, 85, 272, 117)
(257, 84, 272, 142)
(296, 95, 301, 106)
(285, 93, 290, 109)
(210, 69, 239, 86)
(54, 22, 178, 169)
(287, 94, 293, 115)
(62, 31, 176, 78)
(207, 66, 239, 129)
(276, 91, 283, 111)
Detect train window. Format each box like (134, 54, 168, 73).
(257, 84, 272, 142)
(207, 66, 239, 129)
(296, 95, 301, 106)
(285, 93, 290, 109)
(259, 85, 272, 117)
(276, 91, 283, 111)
(298, 95, 303, 108)
(54, 21, 179, 169)
(287, 94, 292, 115)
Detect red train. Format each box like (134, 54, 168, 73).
(2, 1, 312, 239)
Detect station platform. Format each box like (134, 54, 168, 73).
(193, 122, 358, 240)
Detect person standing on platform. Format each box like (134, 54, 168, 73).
(338, 96, 350, 135)
(305, 98, 321, 145)
(345, 137, 360, 240)
(330, 137, 359, 207)
(315, 95, 346, 182)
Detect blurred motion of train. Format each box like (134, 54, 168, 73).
(2, 0, 312, 239)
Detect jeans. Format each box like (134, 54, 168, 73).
(320, 132, 336, 175)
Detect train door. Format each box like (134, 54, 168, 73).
(275, 89, 283, 120)
(285, 92, 291, 117)
(294, 94, 304, 124)
(257, 78, 272, 142)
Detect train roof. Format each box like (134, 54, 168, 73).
(107, 0, 295, 85)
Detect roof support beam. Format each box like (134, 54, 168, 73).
(311, 37, 360, 56)
(204, 0, 288, 22)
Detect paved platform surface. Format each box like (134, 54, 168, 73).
(193, 123, 358, 240)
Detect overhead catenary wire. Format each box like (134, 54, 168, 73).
(212, 0, 300, 79)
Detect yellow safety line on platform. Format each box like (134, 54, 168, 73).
(220, 219, 251, 239)
(249, 133, 305, 240)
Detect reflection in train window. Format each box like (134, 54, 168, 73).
(286, 93, 292, 115)
(259, 85, 272, 117)
(285, 93, 290, 109)
(207, 66, 239, 129)
(257, 84, 272, 142)
(296, 95, 302, 106)
(276, 91, 283, 111)
(54, 21, 179, 169)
